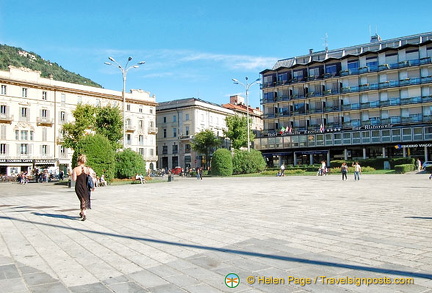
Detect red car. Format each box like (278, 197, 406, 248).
(170, 167, 183, 175)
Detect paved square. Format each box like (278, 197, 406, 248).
(0, 173, 431, 292)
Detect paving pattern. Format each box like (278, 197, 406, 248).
(0, 173, 432, 292)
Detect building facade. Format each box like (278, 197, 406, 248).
(221, 95, 264, 138)
(156, 98, 234, 171)
(258, 32, 432, 166)
(0, 66, 157, 176)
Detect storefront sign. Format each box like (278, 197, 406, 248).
(396, 143, 432, 149)
(0, 159, 33, 163)
(34, 159, 56, 165)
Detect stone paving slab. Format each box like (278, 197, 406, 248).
(0, 173, 431, 292)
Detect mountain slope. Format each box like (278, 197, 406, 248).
(0, 44, 102, 88)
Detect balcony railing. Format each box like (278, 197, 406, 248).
(148, 127, 158, 134)
(36, 117, 53, 126)
(0, 114, 13, 124)
(262, 57, 432, 90)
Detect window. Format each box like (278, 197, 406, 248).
(60, 146, 66, 155)
(173, 115, 177, 122)
(139, 135, 144, 145)
(41, 109, 48, 118)
(20, 130, 28, 141)
(41, 145, 48, 155)
(127, 104, 131, 111)
(1, 85, 6, 95)
(139, 107, 143, 113)
(163, 117, 167, 123)
(22, 88, 28, 98)
(162, 145, 168, 154)
(163, 129, 167, 138)
(150, 108, 153, 114)
(126, 134, 131, 145)
(21, 107, 28, 118)
(20, 144, 28, 155)
(42, 91, 47, 100)
(0, 105, 6, 115)
(173, 128, 177, 137)
(149, 148, 154, 156)
(30, 131, 34, 141)
(172, 144, 178, 154)
(0, 143, 6, 154)
(60, 111, 66, 122)
(185, 144, 191, 153)
(185, 126, 189, 136)
(139, 120, 144, 130)
(185, 114, 190, 121)
(348, 60, 359, 71)
(366, 57, 378, 70)
(61, 93, 66, 103)
(139, 148, 144, 155)
(325, 65, 337, 76)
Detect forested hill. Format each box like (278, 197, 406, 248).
(0, 44, 102, 88)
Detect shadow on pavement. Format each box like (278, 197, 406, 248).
(1, 215, 431, 280)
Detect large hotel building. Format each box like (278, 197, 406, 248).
(257, 32, 432, 166)
(0, 66, 157, 176)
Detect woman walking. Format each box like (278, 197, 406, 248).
(72, 154, 91, 221)
(341, 162, 348, 180)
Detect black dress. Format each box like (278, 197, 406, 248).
(75, 167, 90, 210)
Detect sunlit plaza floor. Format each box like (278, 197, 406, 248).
(0, 173, 431, 292)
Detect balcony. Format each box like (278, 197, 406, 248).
(148, 127, 158, 134)
(179, 135, 191, 140)
(0, 113, 13, 124)
(125, 125, 136, 133)
(36, 117, 54, 126)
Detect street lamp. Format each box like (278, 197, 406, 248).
(105, 57, 145, 148)
(232, 77, 260, 152)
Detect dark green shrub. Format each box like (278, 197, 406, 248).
(232, 149, 266, 174)
(115, 148, 146, 179)
(73, 134, 116, 181)
(394, 164, 414, 174)
(211, 149, 233, 176)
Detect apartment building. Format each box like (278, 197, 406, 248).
(156, 98, 234, 170)
(258, 32, 432, 166)
(221, 95, 264, 137)
(0, 66, 157, 176)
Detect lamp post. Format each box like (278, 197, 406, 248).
(105, 57, 145, 148)
(232, 77, 260, 152)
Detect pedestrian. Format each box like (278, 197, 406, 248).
(353, 162, 362, 181)
(280, 164, 285, 176)
(341, 162, 348, 180)
(71, 154, 92, 221)
(416, 158, 422, 172)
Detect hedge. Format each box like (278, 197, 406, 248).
(394, 164, 415, 174)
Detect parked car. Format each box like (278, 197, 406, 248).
(170, 166, 183, 175)
(423, 161, 432, 170)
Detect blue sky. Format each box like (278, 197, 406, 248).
(1, 0, 431, 108)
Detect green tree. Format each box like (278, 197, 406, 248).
(232, 149, 266, 174)
(191, 129, 222, 168)
(61, 104, 122, 150)
(211, 148, 233, 176)
(224, 115, 255, 150)
(115, 149, 146, 179)
(73, 134, 116, 181)
(62, 104, 97, 150)
(95, 105, 123, 150)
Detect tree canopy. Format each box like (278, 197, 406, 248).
(61, 104, 122, 150)
(191, 129, 222, 168)
(224, 115, 255, 150)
